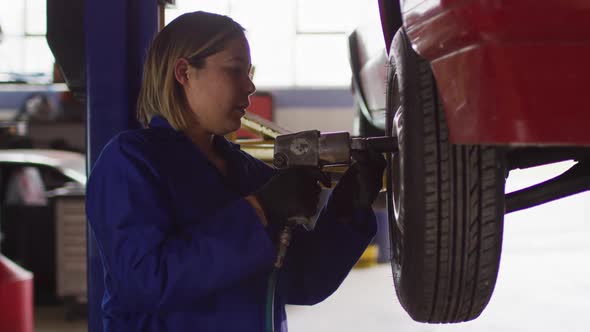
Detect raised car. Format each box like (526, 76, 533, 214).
(350, 0, 590, 323)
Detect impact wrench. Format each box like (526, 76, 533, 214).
(265, 130, 397, 332)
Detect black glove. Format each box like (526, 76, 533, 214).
(255, 167, 324, 226)
(328, 149, 386, 221)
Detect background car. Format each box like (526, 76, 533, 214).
(0, 148, 86, 312)
(348, 5, 387, 138)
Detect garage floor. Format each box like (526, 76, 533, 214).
(288, 162, 590, 332)
(36, 162, 590, 332)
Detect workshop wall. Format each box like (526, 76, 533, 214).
(268, 88, 355, 133)
(274, 106, 354, 133)
(0, 86, 357, 148)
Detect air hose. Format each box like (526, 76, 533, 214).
(265, 225, 294, 332)
(265, 269, 278, 332)
(264, 188, 331, 331)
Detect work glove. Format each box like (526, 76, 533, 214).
(254, 167, 325, 227)
(327, 149, 386, 223)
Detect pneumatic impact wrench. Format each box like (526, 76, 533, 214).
(271, 130, 398, 268)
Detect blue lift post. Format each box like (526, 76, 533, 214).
(85, 1, 158, 331)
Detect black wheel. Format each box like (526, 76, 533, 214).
(385, 28, 506, 323)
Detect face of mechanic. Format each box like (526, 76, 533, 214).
(175, 33, 255, 136)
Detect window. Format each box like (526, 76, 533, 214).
(0, 1, 375, 87)
(165, 0, 374, 88)
(0, 0, 54, 82)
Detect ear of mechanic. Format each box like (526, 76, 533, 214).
(86, 11, 385, 332)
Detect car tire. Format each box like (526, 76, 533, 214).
(385, 28, 506, 323)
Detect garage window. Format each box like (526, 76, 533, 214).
(165, 0, 371, 88)
(0, 0, 373, 88)
(0, 0, 53, 82)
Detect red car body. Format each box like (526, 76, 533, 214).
(382, 0, 590, 145)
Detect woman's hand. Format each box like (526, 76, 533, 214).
(252, 167, 324, 227)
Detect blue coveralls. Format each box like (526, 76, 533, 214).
(86, 116, 377, 331)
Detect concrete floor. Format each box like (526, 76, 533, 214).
(35, 306, 86, 332)
(36, 162, 590, 331)
(287, 161, 590, 332)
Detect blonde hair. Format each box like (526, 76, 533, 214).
(137, 11, 245, 130)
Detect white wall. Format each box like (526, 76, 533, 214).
(273, 106, 355, 134)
